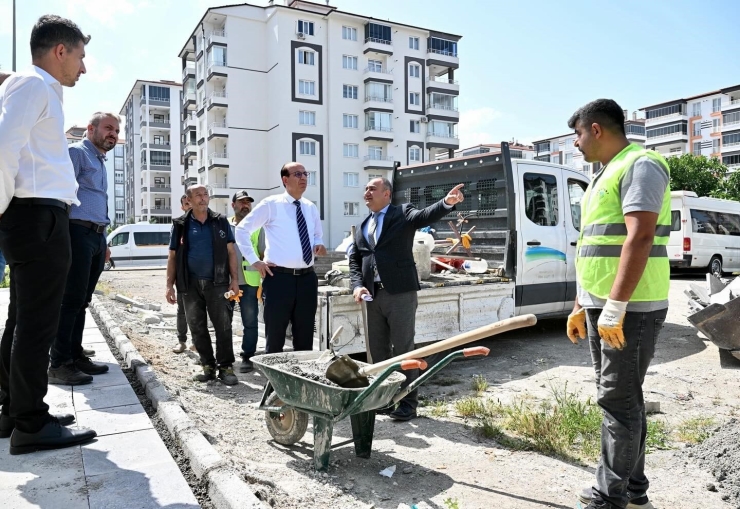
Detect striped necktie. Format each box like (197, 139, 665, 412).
(294, 200, 313, 265)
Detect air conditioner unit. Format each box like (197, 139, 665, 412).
(297, 32, 306, 39)
(420, 116, 429, 123)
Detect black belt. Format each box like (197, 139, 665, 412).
(70, 219, 107, 234)
(10, 197, 70, 213)
(271, 266, 314, 276)
(374, 281, 385, 291)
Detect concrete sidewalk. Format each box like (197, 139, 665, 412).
(0, 288, 200, 508)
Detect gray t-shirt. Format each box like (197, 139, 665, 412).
(577, 155, 669, 312)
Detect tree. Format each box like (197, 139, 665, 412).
(667, 154, 728, 198)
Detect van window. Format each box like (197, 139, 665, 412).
(671, 211, 681, 231)
(110, 232, 129, 246)
(690, 209, 740, 236)
(524, 173, 558, 227)
(133, 231, 170, 246)
(567, 179, 587, 231)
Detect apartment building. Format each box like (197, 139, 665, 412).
(533, 110, 646, 175)
(435, 142, 535, 161)
(177, 0, 461, 246)
(640, 84, 740, 171)
(65, 126, 127, 227)
(119, 80, 185, 224)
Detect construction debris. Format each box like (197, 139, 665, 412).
(685, 274, 740, 357)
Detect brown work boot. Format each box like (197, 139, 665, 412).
(193, 365, 216, 382)
(172, 342, 187, 354)
(218, 367, 238, 386)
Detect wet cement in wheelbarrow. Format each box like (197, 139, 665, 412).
(258, 354, 342, 387)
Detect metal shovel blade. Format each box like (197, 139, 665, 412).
(325, 355, 369, 388)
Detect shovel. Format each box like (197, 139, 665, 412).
(326, 314, 538, 388)
(317, 326, 344, 363)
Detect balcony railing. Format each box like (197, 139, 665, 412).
(208, 29, 226, 38)
(363, 66, 392, 75)
(427, 131, 458, 139)
(725, 120, 740, 128)
(724, 99, 740, 107)
(182, 67, 195, 80)
(428, 103, 459, 112)
(724, 141, 740, 149)
(209, 152, 229, 162)
(363, 155, 394, 161)
(364, 37, 391, 46)
(210, 121, 228, 129)
(427, 48, 458, 57)
(365, 126, 393, 132)
(646, 131, 688, 140)
(365, 96, 392, 103)
(428, 76, 459, 85)
(727, 164, 740, 171)
(210, 183, 229, 188)
(646, 112, 686, 121)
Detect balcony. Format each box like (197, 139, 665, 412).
(208, 152, 229, 168)
(208, 121, 228, 139)
(644, 111, 688, 126)
(363, 66, 393, 83)
(364, 95, 393, 112)
(645, 131, 689, 145)
(182, 91, 196, 109)
(426, 131, 459, 149)
(363, 125, 393, 142)
(183, 142, 197, 157)
(727, 163, 740, 172)
(721, 120, 740, 133)
(207, 91, 228, 110)
(141, 185, 172, 194)
(207, 60, 228, 80)
(426, 38, 459, 69)
(209, 182, 230, 199)
(140, 95, 171, 108)
(142, 142, 171, 151)
(141, 119, 171, 130)
(182, 175, 198, 186)
(363, 37, 393, 56)
(426, 76, 459, 94)
(207, 29, 227, 48)
(721, 141, 740, 153)
(143, 207, 172, 216)
(182, 66, 195, 82)
(721, 99, 740, 112)
(363, 155, 395, 170)
(427, 102, 459, 121)
(141, 163, 171, 172)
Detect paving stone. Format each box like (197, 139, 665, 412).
(114, 294, 141, 306)
(75, 403, 152, 437)
(81, 429, 174, 476)
(73, 383, 139, 411)
(82, 364, 129, 389)
(45, 384, 75, 414)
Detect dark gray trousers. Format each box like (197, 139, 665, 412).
(365, 289, 419, 409)
(182, 279, 235, 368)
(586, 307, 667, 509)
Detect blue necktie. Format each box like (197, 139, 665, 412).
(294, 200, 313, 265)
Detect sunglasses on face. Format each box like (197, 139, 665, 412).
(291, 171, 309, 178)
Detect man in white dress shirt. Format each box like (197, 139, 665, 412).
(235, 162, 326, 353)
(0, 15, 97, 454)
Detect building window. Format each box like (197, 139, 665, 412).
(343, 143, 359, 158)
(723, 133, 740, 146)
(368, 145, 382, 160)
(299, 140, 316, 155)
(409, 36, 419, 50)
(147, 85, 171, 102)
(692, 102, 701, 117)
(343, 85, 358, 99)
(365, 23, 391, 44)
(713, 139, 721, 152)
(343, 172, 359, 187)
(344, 202, 360, 216)
(114, 145, 124, 157)
(367, 59, 383, 72)
(693, 121, 701, 136)
(114, 158, 124, 170)
(646, 103, 684, 119)
(299, 110, 316, 126)
(565, 138, 573, 150)
(409, 92, 420, 106)
(534, 142, 551, 153)
(343, 114, 358, 129)
(692, 142, 701, 155)
(298, 80, 315, 96)
(342, 55, 358, 70)
(724, 111, 740, 125)
(409, 147, 421, 162)
(365, 82, 392, 102)
(713, 98, 722, 113)
(298, 50, 315, 65)
(410, 120, 420, 133)
(713, 118, 721, 132)
(409, 64, 420, 78)
(307, 171, 317, 186)
(552, 154, 560, 164)
(564, 153, 573, 165)
(581, 163, 590, 174)
(153, 135, 165, 145)
(646, 123, 688, 138)
(366, 111, 392, 131)
(297, 20, 314, 36)
(342, 26, 357, 41)
(115, 198, 124, 210)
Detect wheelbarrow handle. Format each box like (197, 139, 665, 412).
(400, 359, 428, 371)
(463, 347, 490, 357)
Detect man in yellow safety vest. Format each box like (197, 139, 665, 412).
(566, 99, 670, 509)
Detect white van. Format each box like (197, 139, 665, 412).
(668, 191, 740, 275)
(105, 223, 172, 270)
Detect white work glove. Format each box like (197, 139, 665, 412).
(597, 299, 628, 350)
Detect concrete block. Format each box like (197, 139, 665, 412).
(144, 379, 172, 408)
(115, 294, 141, 306)
(645, 401, 661, 414)
(75, 403, 153, 437)
(161, 312, 177, 318)
(85, 364, 128, 389)
(143, 314, 161, 325)
(125, 351, 146, 368)
(158, 401, 196, 435)
(207, 468, 266, 509)
(118, 341, 137, 360)
(148, 303, 162, 312)
(113, 334, 129, 349)
(73, 383, 140, 411)
(178, 427, 224, 478)
(108, 326, 123, 337)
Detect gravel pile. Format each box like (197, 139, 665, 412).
(687, 418, 740, 508)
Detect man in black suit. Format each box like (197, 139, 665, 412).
(349, 177, 464, 421)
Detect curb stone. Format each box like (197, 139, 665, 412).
(90, 295, 266, 509)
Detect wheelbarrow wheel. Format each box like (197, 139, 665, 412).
(264, 392, 309, 445)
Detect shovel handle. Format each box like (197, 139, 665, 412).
(400, 359, 427, 371)
(361, 314, 537, 377)
(463, 346, 490, 357)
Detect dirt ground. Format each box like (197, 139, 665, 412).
(97, 267, 740, 509)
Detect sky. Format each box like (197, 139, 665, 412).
(1, 0, 739, 147)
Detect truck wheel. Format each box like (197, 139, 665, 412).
(264, 392, 308, 445)
(709, 256, 723, 277)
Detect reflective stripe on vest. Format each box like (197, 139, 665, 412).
(575, 143, 671, 301)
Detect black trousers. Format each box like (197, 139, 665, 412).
(50, 223, 106, 367)
(176, 290, 188, 343)
(262, 270, 317, 353)
(0, 204, 71, 433)
(182, 278, 235, 368)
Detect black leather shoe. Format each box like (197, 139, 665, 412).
(9, 417, 96, 455)
(48, 364, 93, 386)
(390, 403, 417, 421)
(0, 413, 76, 439)
(74, 356, 109, 375)
(239, 360, 253, 373)
(82, 348, 96, 356)
(375, 405, 395, 416)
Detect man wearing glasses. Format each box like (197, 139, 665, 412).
(235, 162, 325, 353)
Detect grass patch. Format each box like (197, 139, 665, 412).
(95, 280, 114, 296)
(646, 419, 671, 453)
(429, 399, 449, 418)
(676, 417, 715, 444)
(455, 397, 485, 418)
(0, 267, 8, 289)
(471, 375, 489, 393)
(443, 498, 460, 509)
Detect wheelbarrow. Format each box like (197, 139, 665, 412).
(252, 346, 490, 471)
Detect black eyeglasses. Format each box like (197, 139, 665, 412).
(291, 171, 309, 178)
